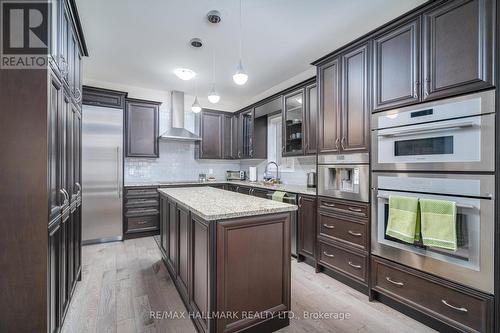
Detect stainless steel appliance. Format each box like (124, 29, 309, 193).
(226, 170, 246, 181)
(307, 171, 316, 188)
(266, 191, 298, 257)
(82, 105, 123, 244)
(372, 90, 495, 172)
(317, 153, 369, 202)
(371, 172, 494, 293)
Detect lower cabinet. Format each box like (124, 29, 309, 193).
(159, 194, 290, 333)
(48, 200, 82, 333)
(316, 197, 369, 293)
(297, 195, 316, 261)
(124, 186, 160, 239)
(372, 256, 494, 333)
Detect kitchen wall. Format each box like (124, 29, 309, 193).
(84, 78, 316, 186)
(240, 156, 316, 185)
(83, 79, 239, 184)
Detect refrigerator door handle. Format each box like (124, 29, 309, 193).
(116, 147, 121, 198)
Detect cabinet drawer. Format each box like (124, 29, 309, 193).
(318, 241, 367, 283)
(126, 215, 159, 233)
(125, 207, 159, 217)
(318, 212, 367, 250)
(372, 258, 493, 333)
(125, 197, 159, 209)
(318, 197, 369, 219)
(125, 187, 158, 198)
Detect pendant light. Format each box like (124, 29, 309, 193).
(233, 0, 248, 85)
(192, 79, 202, 113)
(208, 49, 220, 103)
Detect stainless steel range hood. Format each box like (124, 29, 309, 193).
(160, 90, 202, 141)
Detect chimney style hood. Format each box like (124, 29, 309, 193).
(160, 91, 202, 141)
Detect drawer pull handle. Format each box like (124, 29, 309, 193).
(348, 261, 361, 269)
(323, 224, 335, 229)
(348, 230, 362, 237)
(136, 221, 148, 225)
(322, 202, 335, 207)
(441, 300, 468, 313)
(385, 276, 404, 287)
(348, 207, 363, 213)
(323, 251, 335, 258)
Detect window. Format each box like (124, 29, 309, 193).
(267, 114, 294, 172)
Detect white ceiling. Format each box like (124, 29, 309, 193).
(76, 0, 427, 111)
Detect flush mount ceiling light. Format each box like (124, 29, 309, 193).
(233, 0, 248, 86)
(174, 68, 196, 81)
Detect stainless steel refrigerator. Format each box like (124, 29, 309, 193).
(82, 105, 123, 244)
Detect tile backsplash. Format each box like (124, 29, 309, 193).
(125, 141, 240, 183)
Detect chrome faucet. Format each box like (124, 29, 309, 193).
(264, 161, 280, 183)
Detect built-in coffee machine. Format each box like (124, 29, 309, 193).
(317, 153, 369, 202)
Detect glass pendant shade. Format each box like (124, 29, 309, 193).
(191, 96, 202, 113)
(233, 60, 248, 85)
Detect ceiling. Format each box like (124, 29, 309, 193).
(76, 0, 427, 112)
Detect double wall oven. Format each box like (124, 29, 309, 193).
(371, 90, 495, 294)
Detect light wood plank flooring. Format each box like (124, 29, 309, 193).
(61, 237, 435, 333)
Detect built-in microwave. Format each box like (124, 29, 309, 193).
(371, 172, 495, 294)
(372, 90, 495, 172)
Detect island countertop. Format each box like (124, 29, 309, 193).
(158, 186, 297, 221)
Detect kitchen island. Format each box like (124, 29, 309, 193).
(157, 187, 297, 333)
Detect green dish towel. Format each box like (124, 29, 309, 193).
(386, 196, 420, 244)
(420, 198, 457, 251)
(272, 191, 287, 202)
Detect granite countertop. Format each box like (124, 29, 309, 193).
(158, 187, 297, 221)
(125, 180, 317, 195)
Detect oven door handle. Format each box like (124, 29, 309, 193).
(376, 194, 476, 210)
(377, 121, 475, 138)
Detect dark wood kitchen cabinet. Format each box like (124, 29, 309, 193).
(318, 58, 341, 154)
(125, 98, 161, 158)
(304, 83, 318, 155)
(317, 43, 369, 155)
(283, 89, 305, 156)
(373, 19, 420, 111)
(340, 43, 369, 153)
(123, 186, 160, 239)
(372, 256, 494, 333)
(199, 110, 238, 160)
(238, 109, 254, 158)
(159, 193, 291, 333)
(1, 1, 87, 331)
(297, 195, 316, 261)
(422, 0, 494, 101)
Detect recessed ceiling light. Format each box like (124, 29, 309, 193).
(174, 68, 196, 81)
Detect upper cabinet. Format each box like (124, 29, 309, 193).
(200, 110, 223, 159)
(371, 0, 493, 111)
(422, 0, 493, 100)
(283, 89, 305, 156)
(282, 80, 318, 157)
(304, 83, 318, 155)
(199, 110, 239, 160)
(318, 58, 341, 154)
(318, 43, 369, 155)
(340, 43, 369, 153)
(125, 99, 161, 158)
(373, 19, 420, 111)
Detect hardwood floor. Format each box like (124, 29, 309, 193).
(61, 237, 435, 333)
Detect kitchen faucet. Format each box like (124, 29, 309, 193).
(264, 161, 280, 183)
